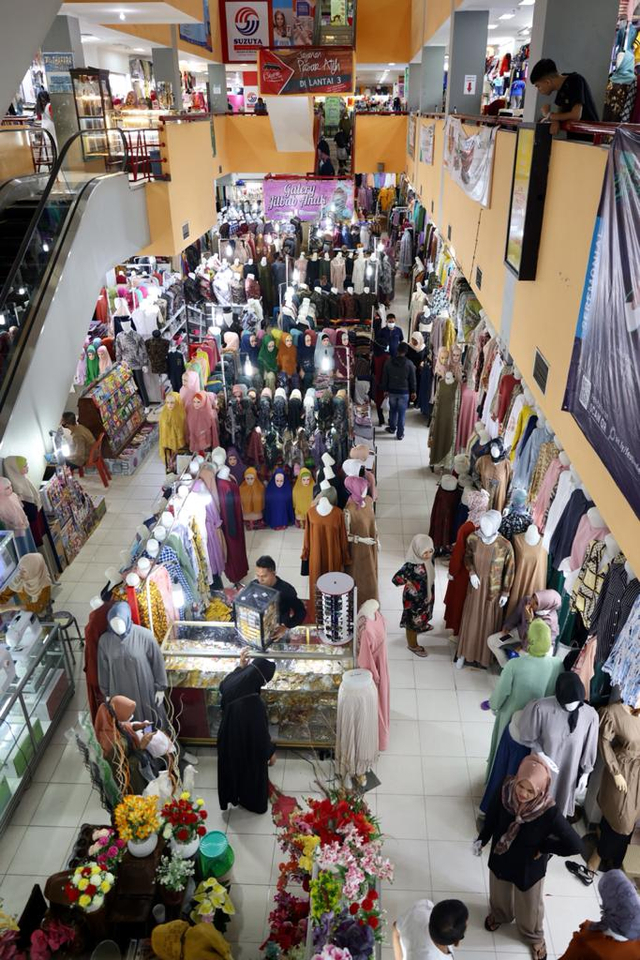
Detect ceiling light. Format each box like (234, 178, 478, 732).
(519, 0, 535, 4)
(499, 12, 515, 19)
(119, 11, 126, 20)
(134, 48, 145, 53)
(388, 62, 396, 66)
(488, 24, 498, 29)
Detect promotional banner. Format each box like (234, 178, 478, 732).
(505, 127, 534, 273)
(180, 0, 212, 49)
(563, 128, 640, 520)
(407, 115, 416, 157)
(42, 52, 74, 94)
(223, 0, 270, 61)
(419, 123, 435, 165)
(443, 116, 497, 208)
(258, 46, 354, 95)
(271, 0, 315, 46)
(263, 177, 354, 221)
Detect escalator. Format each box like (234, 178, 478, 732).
(0, 128, 150, 473)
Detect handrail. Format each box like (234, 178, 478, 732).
(159, 112, 211, 123)
(0, 123, 58, 166)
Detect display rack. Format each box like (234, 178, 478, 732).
(162, 621, 355, 748)
(78, 362, 145, 459)
(40, 467, 100, 566)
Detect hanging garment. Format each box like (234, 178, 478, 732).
(559, 513, 609, 589)
(528, 442, 558, 507)
(476, 455, 512, 513)
(429, 379, 460, 468)
(428, 483, 460, 553)
(505, 534, 548, 617)
(444, 519, 475, 634)
(330, 256, 346, 292)
(591, 560, 639, 664)
(335, 671, 379, 777)
(597, 702, 640, 836)
(549, 489, 593, 570)
(542, 468, 577, 550)
(344, 495, 379, 606)
(456, 385, 479, 453)
(217, 476, 249, 583)
(531, 459, 566, 533)
(457, 534, 515, 667)
(352, 256, 366, 294)
(301, 505, 351, 601)
(357, 611, 390, 751)
(570, 541, 619, 630)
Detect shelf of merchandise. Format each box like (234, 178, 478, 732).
(78, 362, 145, 459)
(162, 621, 355, 748)
(160, 302, 187, 340)
(40, 467, 101, 566)
(0, 625, 74, 837)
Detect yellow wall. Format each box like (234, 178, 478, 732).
(213, 115, 316, 176)
(356, 0, 411, 63)
(410, 0, 465, 60)
(354, 115, 408, 174)
(0, 129, 37, 181)
(407, 121, 640, 572)
(139, 120, 217, 257)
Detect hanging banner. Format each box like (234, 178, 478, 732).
(407, 115, 416, 157)
(419, 123, 435, 165)
(42, 52, 74, 94)
(258, 47, 354, 95)
(271, 0, 315, 46)
(563, 128, 640, 520)
(263, 177, 354, 221)
(222, 0, 270, 62)
(443, 116, 497, 207)
(180, 0, 212, 50)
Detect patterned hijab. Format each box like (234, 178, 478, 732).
(405, 535, 435, 595)
(467, 488, 490, 525)
(495, 754, 554, 855)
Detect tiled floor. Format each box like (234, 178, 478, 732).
(0, 281, 601, 957)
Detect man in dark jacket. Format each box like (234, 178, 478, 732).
(381, 342, 416, 440)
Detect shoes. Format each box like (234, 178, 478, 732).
(396, 435, 404, 440)
(385, 426, 394, 433)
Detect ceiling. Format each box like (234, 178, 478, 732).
(426, 0, 534, 49)
(78, 17, 159, 56)
(60, 2, 199, 24)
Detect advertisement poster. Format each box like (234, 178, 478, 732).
(419, 123, 435, 165)
(505, 127, 534, 273)
(42, 52, 73, 94)
(259, 46, 354, 95)
(180, 0, 212, 49)
(272, 0, 315, 46)
(443, 116, 497, 208)
(563, 128, 640, 520)
(223, 0, 270, 61)
(324, 96, 342, 127)
(263, 177, 354, 221)
(407, 115, 416, 158)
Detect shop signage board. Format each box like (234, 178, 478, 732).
(258, 46, 354, 94)
(419, 123, 435, 165)
(42, 52, 74, 94)
(563, 128, 640, 521)
(443, 116, 497, 207)
(505, 124, 551, 279)
(262, 177, 354, 220)
(463, 74, 476, 95)
(222, 0, 271, 61)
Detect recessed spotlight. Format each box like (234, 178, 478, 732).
(388, 62, 396, 66)
(119, 10, 126, 20)
(499, 12, 515, 19)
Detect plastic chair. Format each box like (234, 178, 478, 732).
(78, 431, 111, 488)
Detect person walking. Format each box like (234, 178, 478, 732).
(382, 342, 416, 440)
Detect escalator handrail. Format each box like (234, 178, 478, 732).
(0, 126, 128, 311)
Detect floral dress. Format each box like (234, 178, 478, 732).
(392, 562, 435, 631)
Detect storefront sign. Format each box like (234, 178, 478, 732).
(222, 0, 270, 62)
(258, 46, 354, 94)
(505, 124, 551, 279)
(443, 116, 497, 207)
(407, 115, 416, 158)
(180, 0, 212, 50)
(419, 123, 435, 165)
(463, 74, 476, 96)
(563, 128, 640, 520)
(42, 52, 74, 94)
(263, 177, 354, 220)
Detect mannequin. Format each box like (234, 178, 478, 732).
(146, 538, 160, 560)
(158, 392, 187, 472)
(444, 488, 490, 635)
(456, 511, 515, 669)
(97, 602, 168, 727)
(357, 601, 389, 751)
(185, 392, 219, 453)
(336, 668, 379, 778)
(331, 250, 346, 292)
(264, 469, 294, 529)
(292, 467, 314, 527)
(476, 439, 512, 512)
(499, 488, 532, 541)
(2, 456, 44, 547)
(301, 496, 350, 599)
(239, 467, 265, 528)
(217, 468, 248, 584)
(352, 249, 366, 294)
(0, 478, 32, 556)
(344, 476, 379, 606)
(429, 372, 460, 469)
(428, 473, 460, 555)
(115, 319, 150, 405)
(505, 525, 548, 618)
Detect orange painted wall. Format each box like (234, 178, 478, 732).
(353, 115, 408, 173)
(356, 0, 411, 63)
(410, 0, 465, 60)
(213, 115, 315, 176)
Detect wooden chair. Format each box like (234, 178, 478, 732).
(78, 431, 111, 488)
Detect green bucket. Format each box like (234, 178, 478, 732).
(196, 831, 235, 880)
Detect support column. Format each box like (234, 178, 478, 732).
(445, 10, 488, 115)
(41, 14, 85, 146)
(406, 62, 421, 113)
(207, 63, 227, 114)
(524, 0, 619, 122)
(420, 46, 446, 114)
(152, 29, 182, 111)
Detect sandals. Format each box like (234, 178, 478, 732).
(531, 942, 547, 960)
(407, 645, 428, 658)
(484, 915, 501, 932)
(565, 860, 595, 886)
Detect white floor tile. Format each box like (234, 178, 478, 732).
(429, 840, 487, 893)
(377, 793, 427, 841)
(425, 796, 478, 842)
(30, 782, 92, 827)
(419, 720, 466, 757)
(7, 825, 76, 875)
(0, 874, 49, 918)
(374, 754, 424, 795)
(381, 837, 430, 891)
(416, 688, 461, 721)
(385, 719, 421, 756)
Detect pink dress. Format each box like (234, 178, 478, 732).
(357, 611, 390, 751)
(456, 385, 479, 453)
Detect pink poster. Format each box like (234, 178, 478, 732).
(262, 177, 354, 221)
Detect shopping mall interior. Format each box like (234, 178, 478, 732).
(0, 0, 637, 957)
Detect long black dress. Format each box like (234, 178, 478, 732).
(217, 659, 276, 814)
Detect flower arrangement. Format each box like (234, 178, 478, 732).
(156, 854, 195, 892)
(87, 828, 126, 871)
(0, 916, 75, 960)
(64, 863, 115, 911)
(311, 948, 353, 960)
(115, 794, 160, 842)
(161, 791, 208, 844)
(190, 877, 236, 933)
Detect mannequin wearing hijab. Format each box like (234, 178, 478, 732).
(264, 469, 294, 529)
(603, 51, 638, 123)
(85, 344, 100, 384)
(239, 467, 265, 527)
(392, 535, 435, 657)
(158, 392, 187, 472)
(292, 467, 314, 527)
(344, 476, 379, 606)
(477, 753, 583, 959)
(97, 344, 112, 375)
(186, 392, 219, 453)
(2, 456, 45, 546)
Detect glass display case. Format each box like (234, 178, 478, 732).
(69, 67, 120, 162)
(162, 622, 355, 748)
(0, 625, 75, 836)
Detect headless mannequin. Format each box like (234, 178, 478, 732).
(558, 451, 570, 467)
(602, 534, 620, 565)
(217, 465, 231, 480)
(358, 599, 379, 620)
(146, 538, 160, 559)
(336, 667, 379, 778)
(457, 511, 509, 669)
(441, 473, 458, 492)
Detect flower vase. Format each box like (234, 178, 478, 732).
(170, 835, 200, 859)
(128, 834, 158, 858)
(158, 884, 186, 908)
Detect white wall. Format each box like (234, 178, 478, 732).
(0, 0, 62, 114)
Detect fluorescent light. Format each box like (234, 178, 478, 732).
(499, 12, 515, 19)
(119, 10, 126, 20)
(519, 0, 535, 4)
(134, 48, 146, 52)
(388, 62, 396, 66)
(488, 24, 498, 29)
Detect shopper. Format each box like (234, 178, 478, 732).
(93, 695, 164, 795)
(252, 554, 306, 636)
(392, 534, 435, 658)
(217, 647, 277, 814)
(393, 897, 469, 958)
(558, 869, 640, 959)
(530, 58, 598, 136)
(378, 313, 403, 356)
(382, 342, 416, 440)
(61, 411, 96, 469)
(254, 97, 268, 115)
(476, 754, 584, 960)
(318, 150, 335, 176)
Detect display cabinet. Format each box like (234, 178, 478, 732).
(162, 622, 355, 748)
(0, 625, 75, 837)
(78, 362, 146, 459)
(69, 67, 120, 163)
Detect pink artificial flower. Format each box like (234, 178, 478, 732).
(107, 845, 118, 857)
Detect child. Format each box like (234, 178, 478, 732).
(392, 535, 435, 658)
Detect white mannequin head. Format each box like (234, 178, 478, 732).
(524, 523, 541, 546)
(126, 572, 140, 589)
(479, 510, 502, 542)
(358, 599, 379, 621)
(217, 465, 231, 480)
(152, 525, 167, 542)
(624, 560, 637, 581)
(137, 557, 151, 578)
(490, 442, 503, 461)
(146, 538, 160, 558)
(316, 495, 333, 516)
(440, 474, 457, 492)
(111, 616, 128, 636)
(558, 451, 571, 467)
(444, 371, 455, 385)
(603, 534, 620, 557)
(121, 319, 132, 334)
(161, 510, 173, 529)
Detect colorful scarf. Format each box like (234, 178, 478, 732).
(495, 754, 554, 855)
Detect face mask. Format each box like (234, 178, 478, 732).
(111, 617, 127, 636)
(490, 445, 501, 458)
(564, 701, 580, 712)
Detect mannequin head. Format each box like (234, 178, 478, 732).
(479, 510, 502, 541)
(555, 672, 585, 730)
(274, 472, 285, 488)
(107, 602, 132, 638)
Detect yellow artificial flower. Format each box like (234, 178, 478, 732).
(223, 894, 236, 916)
(77, 879, 89, 891)
(100, 881, 111, 894)
(78, 895, 91, 909)
(195, 798, 205, 807)
(91, 865, 101, 875)
(180, 791, 190, 800)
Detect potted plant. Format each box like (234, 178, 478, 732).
(114, 795, 160, 857)
(155, 854, 195, 907)
(64, 863, 116, 913)
(161, 791, 208, 859)
(190, 877, 236, 934)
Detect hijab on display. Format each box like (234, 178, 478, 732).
(297, 331, 316, 365)
(277, 333, 297, 375)
(241, 331, 260, 366)
(186, 392, 218, 449)
(555, 671, 586, 732)
(495, 753, 554, 855)
(405, 534, 435, 595)
(85, 344, 100, 384)
(292, 467, 314, 518)
(97, 345, 112, 374)
(151, 919, 233, 960)
(342, 458, 364, 478)
(158, 392, 187, 453)
(258, 334, 278, 373)
(211, 447, 227, 467)
(593, 869, 640, 940)
(344, 475, 368, 508)
(509, 488, 529, 513)
(223, 331, 240, 352)
(526, 619, 551, 658)
(225, 446, 245, 485)
(2, 455, 41, 508)
(264, 468, 294, 528)
(314, 334, 334, 370)
(9, 553, 52, 600)
(0, 478, 29, 530)
(489, 438, 506, 462)
(610, 50, 636, 85)
(180, 370, 200, 407)
(350, 443, 370, 462)
(239, 467, 265, 515)
(107, 601, 133, 638)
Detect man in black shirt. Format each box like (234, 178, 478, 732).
(253, 555, 306, 637)
(529, 58, 599, 137)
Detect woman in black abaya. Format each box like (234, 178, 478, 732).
(217, 648, 277, 814)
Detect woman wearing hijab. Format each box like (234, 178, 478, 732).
(2, 455, 45, 545)
(217, 648, 277, 814)
(297, 330, 316, 390)
(603, 51, 637, 122)
(476, 754, 583, 960)
(93, 694, 161, 795)
(491, 589, 563, 666)
(407, 330, 426, 404)
(392, 535, 435, 658)
(559, 869, 640, 958)
(0, 552, 52, 617)
(292, 467, 314, 527)
(0, 477, 34, 556)
(264, 468, 294, 529)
